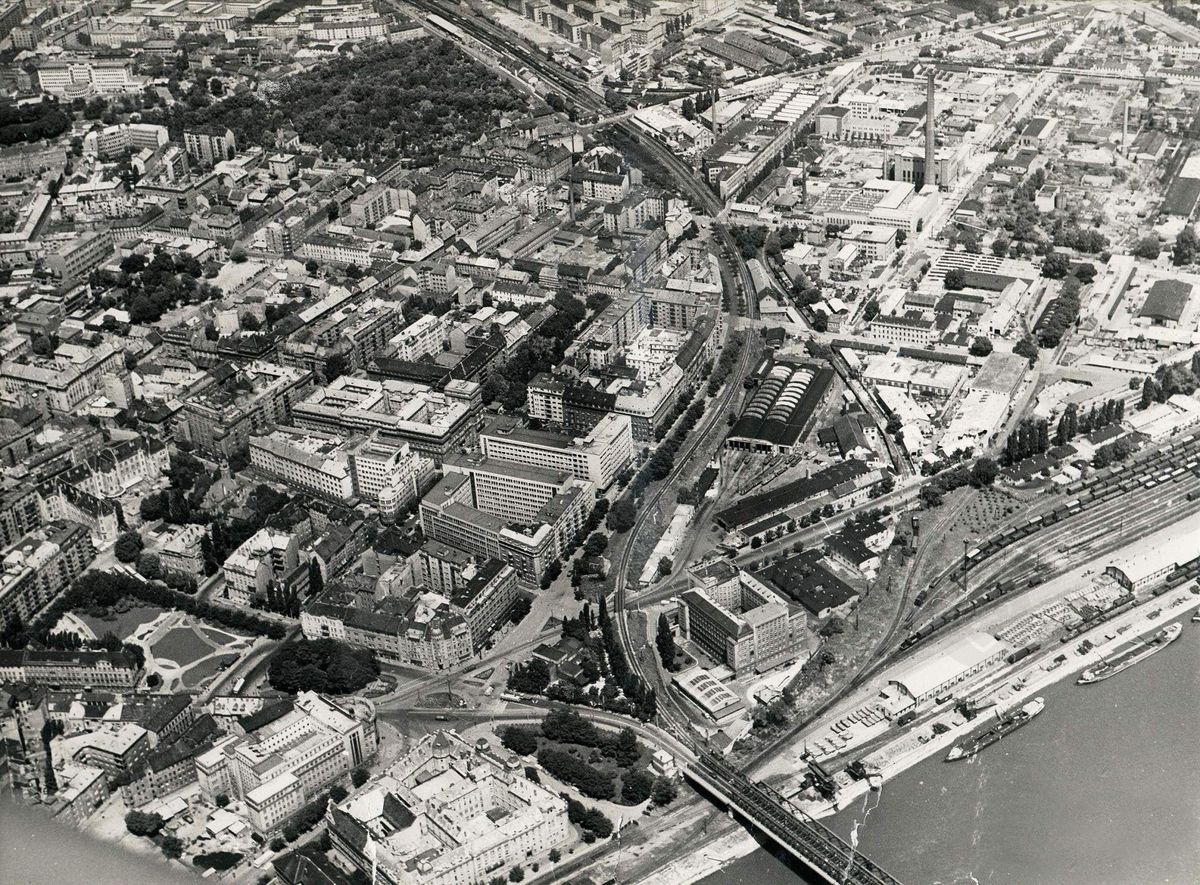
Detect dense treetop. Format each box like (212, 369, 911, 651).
(171, 40, 527, 164)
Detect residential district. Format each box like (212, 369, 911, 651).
(0, 1, 1199, 884)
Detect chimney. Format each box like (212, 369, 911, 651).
(925, 68, 936, 191)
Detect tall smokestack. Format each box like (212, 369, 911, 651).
(925, 68, 936, 191)
(1123, 100, 1129, 153)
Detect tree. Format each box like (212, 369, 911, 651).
(621, 769, 654, 804)
(209, 77, 224, 97)
(509, 866, 525, 883)
(943, 268, 966, 290)
(970, 457, 999, 487)
(1173, 225, 1198, 266)
(351, 767, 369, 787)
(114, 532, 143, 563)
(991, 235, 1011, 257)
(1014, 336, 1039, 365)
(161, 835, 184, 860)
(1041, 251, 1071, 279)
(137, 552, 162, 581)
(125, 810, 164, 838)
(652, 776, 678, 806)
(308, 558, 324, 597)
(655, 613, 676, 670)
(969, 337, 993, 357)
(215, 793, 230, 807)
(501, 726, 540, 756)
(267, 640, 379, 694)
(818, 616, 845, 638)
(607, 496, 637, 533)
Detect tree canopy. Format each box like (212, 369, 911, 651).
(166, 41, 527, 166)
(267, 639, 379, 694)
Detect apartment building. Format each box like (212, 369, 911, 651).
(183, 125, 236, 167)
(177, 362, 314, 458)
(301, 559, 518, 671)
(0, 521, 94, 631)
(157, 522, 208, 576)
(0, 482, 42, 548)
(388, 313, 447, 362)
(347, 184, 398, 227)
(221, 528, 301, 608)
(480, 412, 633, 491)
(1, 340, 127, 414)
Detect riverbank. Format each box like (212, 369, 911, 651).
(795, 586, 1200, 818)
(653, 516, 1200, 883)
(703, 600, 1200, 885)
(663, 591, 1200, 885)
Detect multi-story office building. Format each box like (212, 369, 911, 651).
(328, 730, 571, 885)
(195, 692, 377, 834)
(177, 362, 313, 458)
(0, 521, 94, 632)
(348, 434, 436, 517)
(291, 376, 480, 463)
(420, 457, 592, 587)
(221, 528, 301, 608)
(479, 412, 633, 491)
(249, 427, 355, 501)
(37, 58, 138, 97)
(45, 229, 116, 281)
(678, 560, 807, 679)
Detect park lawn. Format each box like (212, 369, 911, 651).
(152, 627, 215, 666)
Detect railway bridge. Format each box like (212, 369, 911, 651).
(685, 755, 904, 885)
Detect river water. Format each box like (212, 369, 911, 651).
(0, 796, 195, 884)
(703, 614, 1200, 885)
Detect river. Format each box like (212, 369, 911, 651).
(0, 798, 195, 884)
(703, 614, 1200, 885)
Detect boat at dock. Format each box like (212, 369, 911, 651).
(1077, 623, 1182, 685)
(945, 697, 1045, 761)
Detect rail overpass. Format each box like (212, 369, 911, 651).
(685, 754, 904, 885)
